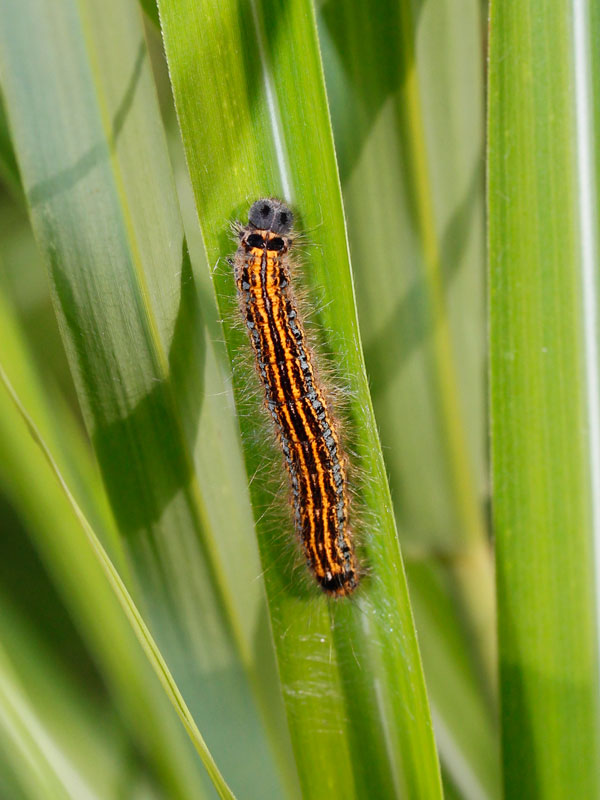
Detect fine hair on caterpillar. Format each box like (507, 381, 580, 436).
(231, 198, 361, 597)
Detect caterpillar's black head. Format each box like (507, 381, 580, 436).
(248, 198, 293, 235)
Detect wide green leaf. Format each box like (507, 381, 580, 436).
(0, 0, 294, 796)
(158, 0, 442, 796)
(489, 0, 600, 795)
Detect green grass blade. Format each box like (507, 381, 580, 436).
(0, 364, 235, 800)
(489, 0, 600, 795)
(317, 1, 499, 796)
(0, 1, 293, 796)
(320, 0, 488, 553)
(0, 290, 214, 799)
(158, 0, 442, 796)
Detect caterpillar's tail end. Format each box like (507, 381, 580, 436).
(318, 568, 359, 597)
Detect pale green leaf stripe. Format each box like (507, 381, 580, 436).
(0, 0, 293, 795)
(158, 0, 442, 796)
(489, 0, 600, 795)
(0, 365, 236, 800)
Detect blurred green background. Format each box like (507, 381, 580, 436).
(1, 0, 598, 798)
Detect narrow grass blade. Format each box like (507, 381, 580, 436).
(158, 0, 442, 796)
(0, 0, 293, 795)
(489, 0, 600, 795)
(317, 1, 498, 796)
(0, 364, 236, 800)
(0, 290, 213, 799)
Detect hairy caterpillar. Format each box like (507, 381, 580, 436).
(233, 198, 358, 595)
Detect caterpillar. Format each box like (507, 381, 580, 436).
(233, 198, 358, 596)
